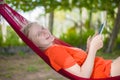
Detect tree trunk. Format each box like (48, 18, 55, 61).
(48, 11, 54, 34)
(106, 4, 120, 53)
(1, 17, 7, 42)
(88, 9, 93, 28)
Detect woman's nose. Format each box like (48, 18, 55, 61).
(41, 30, 48, 35)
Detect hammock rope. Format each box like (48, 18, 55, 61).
(0, 3, 120, 80)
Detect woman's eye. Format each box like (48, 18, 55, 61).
(41, 27, 44, 30)
(37, 33, 41, 36)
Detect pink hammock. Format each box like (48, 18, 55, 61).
(0, 3, 120, 80)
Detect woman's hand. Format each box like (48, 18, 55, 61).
(86, 33, 103, 53)
(90, 34, 103, 51)
(86, 33, 98, 52)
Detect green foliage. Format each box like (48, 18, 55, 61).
(80, 29, 94, 47)
(4, 0, 120, 53)
(6, 0, 69, 12)
(114, 34, 120, 50)
(27, 65, 39, 72)
(5, 0, 120, 19)
(6, 0, 38, 11)
(0, 26, 25, 47)
(18, 51, 26, 57)
(60, 26, 94, 48)
(60, 27, 80, 47)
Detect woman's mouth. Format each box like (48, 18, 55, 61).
(46, 34, 54, 41)
(46, 34, 50, 39)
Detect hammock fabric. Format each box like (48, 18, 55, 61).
(0, 3, 120, 80)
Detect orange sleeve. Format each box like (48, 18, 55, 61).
(46, 46, 76, 71)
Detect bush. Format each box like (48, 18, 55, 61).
(0, 26, 25, 46)
(60, 27, 80, 47)
(80, 29, 94, 49)
(60, 26, 94, 48)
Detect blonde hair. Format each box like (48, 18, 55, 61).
(21, 22, 37, 37)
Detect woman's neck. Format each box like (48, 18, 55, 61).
(39, 43, 54, 51)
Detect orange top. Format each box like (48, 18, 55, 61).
(44, 44, 112, 79)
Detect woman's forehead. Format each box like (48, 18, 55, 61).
(30, 23, 41, 29)
(29, 24, 43, 35)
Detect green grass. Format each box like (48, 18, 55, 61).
(0, 72, 12, 78)
(26, 65, 39, 72)
(0, 50, 119, 80)
(18, 51, 26, 57)
(0, 53, 69, 80)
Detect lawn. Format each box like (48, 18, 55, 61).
(0, 50, 120, 80)
(0, 53, 68, 80)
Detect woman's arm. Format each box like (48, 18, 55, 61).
(86, 36, 91, 53)
(65, 34, 103, 78)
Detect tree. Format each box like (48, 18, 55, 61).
(0, 16, 7, 43)
(106, 3, 120, 53)
(48, 11, 54, 34)
(5, 0, 120, 52)
(5, 0, 67, 33)
(72, 0, 120, 52)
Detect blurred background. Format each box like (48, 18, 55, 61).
(0, 0, 120, 80)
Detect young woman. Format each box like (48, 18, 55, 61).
(21, 22, 120, 79)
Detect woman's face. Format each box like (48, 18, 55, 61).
(28, 23, 54, 49)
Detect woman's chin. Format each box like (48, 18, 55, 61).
(50, 36, 55, 42)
